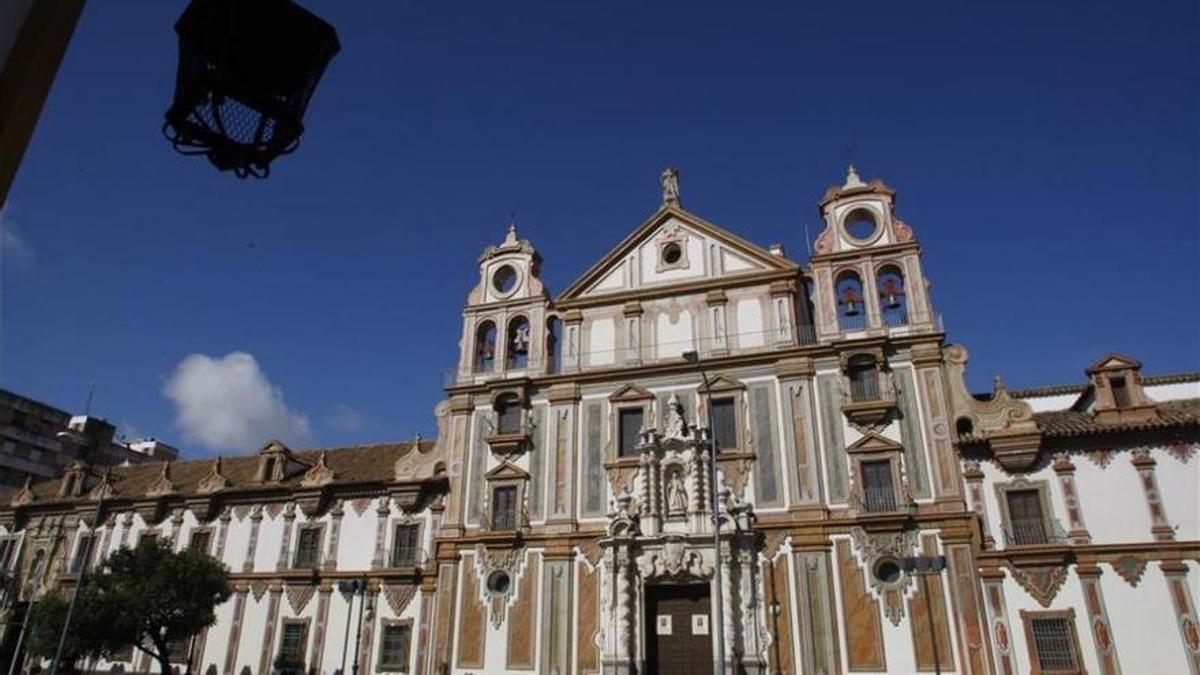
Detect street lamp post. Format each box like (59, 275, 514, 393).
(337, 579, 367, 675)
(50, 465, 105, 675)
(902, 554, 947, 675)
(682, 350, 726, 675)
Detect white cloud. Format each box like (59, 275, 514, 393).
(325, 403, 365, 432)
(164, 352, 311, 451)
(0, 209, 33, 272)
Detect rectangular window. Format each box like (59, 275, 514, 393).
(167, 637, 191, 664)
(188, 530, 211, 555)
(860, 460, 896, 512)
(71, 533, 95, 573)
(139, 531, 158, 547)
(1110, 376, 1131, 408)
(1029, 616, 1080, 673)
(293, 527, 322, 568)
(391, 524, 419, 567)
(618, 407, 644, 457)
(491, 485, 517, 531)
(278, 622, 308, 668)
(1006, 489, 1047, 545)
(711, 397, 738, 450)
(378, 623, 412, 671)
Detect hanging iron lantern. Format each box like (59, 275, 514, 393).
(163, 0, 340, 178)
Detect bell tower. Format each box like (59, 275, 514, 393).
(808, 166, 938, 342)
(456, 221, 552, 384)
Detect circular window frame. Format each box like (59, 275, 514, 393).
(871, 557, 905, 587)
(840, 207, 883, 245)
(491, 264, 521, 297)
(661, 241, 683, 265)
(486, 570, 512, 595)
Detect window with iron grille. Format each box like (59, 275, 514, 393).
(1006, 489, 1048, 545)
(1030, 616, 1080, 673)
(71, 533, 94, 574)
(711, 397, 737, 450)
(293, 527, 322, 568)
(277, 622, 307, 669)
(618, 407, 643, 457)
(491, 485, 517, 531)
(391, 524, 419, 567)
(378, 623, 412, 671)
(188, 530, 211, 554)
(859, 460, 896, 512)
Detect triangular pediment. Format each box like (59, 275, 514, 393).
(484, 461, 529, 481)
(698, 374, 745, 393)
(846, 432, 904, 454)
(558, 205, 797, 302)
(1086, 353, 1142, 374)
(610, 383, 655, 402)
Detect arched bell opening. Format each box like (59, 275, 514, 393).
(835, 271, 866, 331)
(474, 321, 497, 373)
(876, 264, 909, 326)
(506, 316, 531, 370)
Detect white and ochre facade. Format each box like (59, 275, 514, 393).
(0, 168, 1196, 675)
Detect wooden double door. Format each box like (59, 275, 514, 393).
(644, 582, 714, 675)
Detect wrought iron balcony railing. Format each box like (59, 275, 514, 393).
(1003, 518, 1070, 547)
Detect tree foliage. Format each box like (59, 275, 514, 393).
(26, 539, 231, 674)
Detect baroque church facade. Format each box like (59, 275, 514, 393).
(0, 168, 1197, 675)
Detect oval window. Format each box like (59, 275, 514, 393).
(492, 265, 518, 294)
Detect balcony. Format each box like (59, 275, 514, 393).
(1003, 518, 1070, 548)
(861, 485, 897, 513)
(840, 371, 898, 427)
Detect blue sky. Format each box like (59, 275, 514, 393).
(2, 0, 1196, 457)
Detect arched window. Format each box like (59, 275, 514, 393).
(545, 316, 562, 374)
(847, 355, 879, 402)
(495, 394, 522, 435)
(835, 271, 866, 330)
(475, 322, 497, 373)
(507, 316, 530, 369)
(876, 265, 908, 326)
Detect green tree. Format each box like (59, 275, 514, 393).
(26, 539, 231, 674)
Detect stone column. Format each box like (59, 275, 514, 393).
(1076, 565, 1120, 674)
(1161, 561, 1200, 674)
(243, 505, 263, 573)
(979, 568, 1016, 675)
(1053, 453, 1091, 544)
(276, 502, 296, 571)
(1132, 449, 1175, 541)
(323, 500, 343, 571)
(562, 310, 583, 372)
(963, 460, 994, 548)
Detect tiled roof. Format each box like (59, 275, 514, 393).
(1006, 372, 1200, 400)
(1032, 399, 1200, 438)
(4, 440, 440, 507)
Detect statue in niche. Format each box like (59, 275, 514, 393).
(663, 392, 688, 440)
(667, 470, 688, 515)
